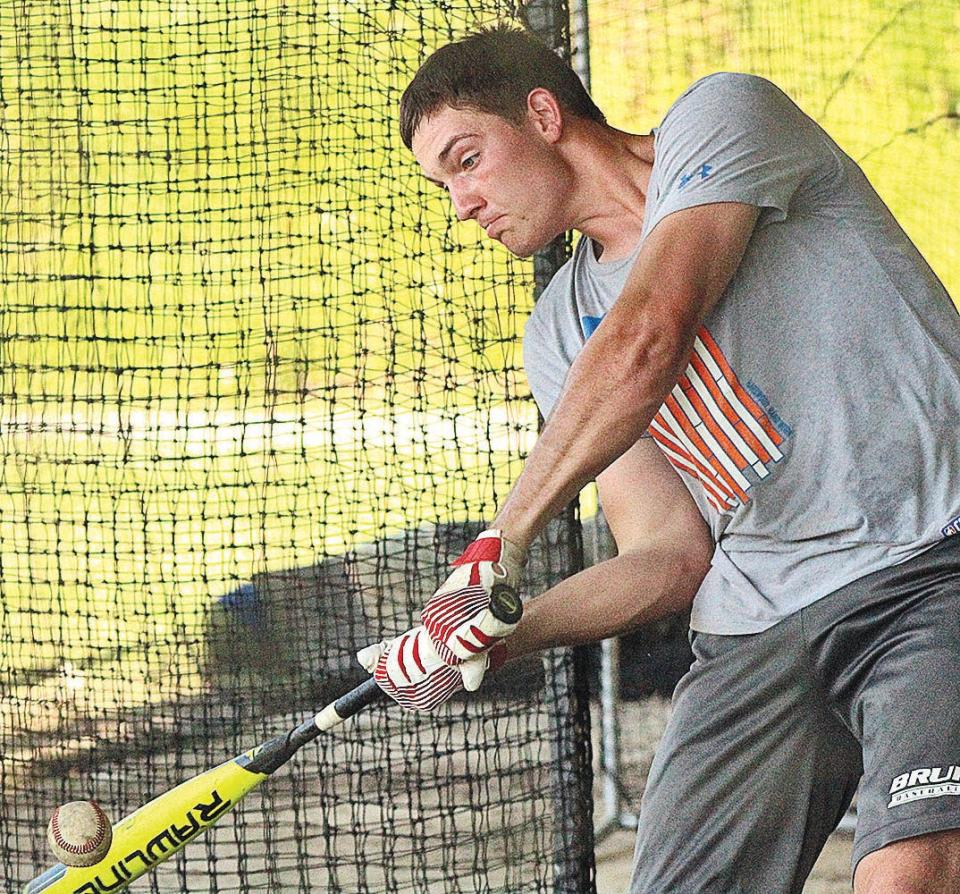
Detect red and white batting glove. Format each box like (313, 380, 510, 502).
(357, 625, 506, 713)
(421, 529, 525, 666)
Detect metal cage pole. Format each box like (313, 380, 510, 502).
(568, 0, 639, 842)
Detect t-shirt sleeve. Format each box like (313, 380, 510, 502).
(648, 72, 841, 234)
(523, 304, 568, 419)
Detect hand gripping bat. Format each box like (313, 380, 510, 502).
(23, 585, 523, 894)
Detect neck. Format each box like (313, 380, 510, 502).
(560, 124, 655, 263)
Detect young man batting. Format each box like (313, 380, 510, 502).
(356, 24, 960, 893)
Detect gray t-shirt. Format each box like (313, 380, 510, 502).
(524, 72, 960, 634)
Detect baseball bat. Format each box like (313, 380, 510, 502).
(23, 586, 523, 894)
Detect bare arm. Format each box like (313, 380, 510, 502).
(502, 438, 712, 660)
(494, 201, 760, 550)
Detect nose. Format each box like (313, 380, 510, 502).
(449, 180, 484, 222)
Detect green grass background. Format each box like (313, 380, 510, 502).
(1, 0, 958, 731)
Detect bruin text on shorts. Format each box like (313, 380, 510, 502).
(941, 514, 960, 537)
(889, 766, 960, 808)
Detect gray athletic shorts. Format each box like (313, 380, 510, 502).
(630, 534, 960, 894)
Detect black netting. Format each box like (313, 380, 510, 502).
(1, 2, 592, 891)
(5, 1, 956, 891)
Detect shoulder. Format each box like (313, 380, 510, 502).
(661, 72, 794, 129)
(654, 72, 831, 175)
(670, 72, 785, 107)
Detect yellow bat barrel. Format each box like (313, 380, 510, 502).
(24, 750, 267, 894)
(23, 680, 382, 893)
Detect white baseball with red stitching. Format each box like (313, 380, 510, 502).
(421, 529, 525, 664)
(47, 799, 113, 867)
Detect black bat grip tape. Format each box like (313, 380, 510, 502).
(334, 676, 383, 719)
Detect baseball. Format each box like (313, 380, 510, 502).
(47, 800, 113, 867)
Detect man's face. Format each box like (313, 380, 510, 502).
(411, 104, 570, 258)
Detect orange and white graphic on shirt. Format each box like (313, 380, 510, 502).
(648, 327, 786, 513)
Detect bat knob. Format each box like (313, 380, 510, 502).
(489, 584, 523, 625)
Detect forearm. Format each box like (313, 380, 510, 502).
(502, 544, 708, 661)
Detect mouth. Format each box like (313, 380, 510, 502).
(482, 215, 505, 237)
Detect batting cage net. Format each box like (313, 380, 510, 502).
(2, 0, 959, 892)
(0, 0, 593, 891)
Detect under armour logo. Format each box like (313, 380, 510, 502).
(678, 163, 713, 190)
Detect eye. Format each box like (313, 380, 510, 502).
(461, 154, 478, 171)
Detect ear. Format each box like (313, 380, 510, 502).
(525, 88, 564, 143)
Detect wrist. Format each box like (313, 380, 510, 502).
(488, 511, 535, 553)
(488, 641, 509, 672)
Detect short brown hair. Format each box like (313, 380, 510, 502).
(399, 23, 605, 149)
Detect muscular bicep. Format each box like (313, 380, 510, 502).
(593, 201, 758, 552)
(646, 201, 759, 308)
(596, 438, 712, 562)
(581, 201, 759, 408)
(615, 201, 760, 341)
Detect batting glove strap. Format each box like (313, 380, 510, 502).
(422, 529, 525, 664)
